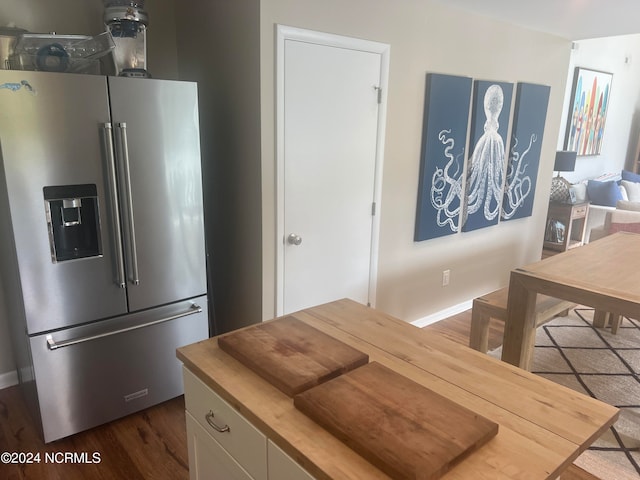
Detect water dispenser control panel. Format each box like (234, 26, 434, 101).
(44, 184, 102, 262)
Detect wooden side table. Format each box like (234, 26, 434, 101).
(543, 201, 589, 254)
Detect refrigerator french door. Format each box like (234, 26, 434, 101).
(0, 71, 209, 442)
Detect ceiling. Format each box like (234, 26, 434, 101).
(432, 0, 640, 40)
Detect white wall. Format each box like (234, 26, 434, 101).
(558, 34, 640, 183)
(260, 0, 572, 322)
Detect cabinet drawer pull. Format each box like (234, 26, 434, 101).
(205, 411, 230, 433)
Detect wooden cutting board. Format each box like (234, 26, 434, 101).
(217, 316, 369, 396)
(294, 361, 498, 480)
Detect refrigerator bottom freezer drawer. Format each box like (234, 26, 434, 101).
(29, 295, 209, 443)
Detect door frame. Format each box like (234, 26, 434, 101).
(275, 25, 390, 316)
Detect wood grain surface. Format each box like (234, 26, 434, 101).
(217, 315, 369, 396)
(503, 232, 640, 369)
(294, 361, 498, 480)
(178, 299, 618, 479)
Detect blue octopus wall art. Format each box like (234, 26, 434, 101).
(415, 74, 549, 241)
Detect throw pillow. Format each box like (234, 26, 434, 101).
(586, 180, 623, 206)
(621, 185, 629, 201)
(570, 182, 587, 203)
(621, 180, 640, 202)
(622, 169, 640, 183)
(616, 200, 640, 212)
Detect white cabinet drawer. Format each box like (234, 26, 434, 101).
(183, 367, 267, 480)
(268, 440, 315, 480)
(186, 412, 254, 480)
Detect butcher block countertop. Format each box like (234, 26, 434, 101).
(176, 299, 618, 480)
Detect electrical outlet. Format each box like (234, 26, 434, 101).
(442, 269, 450, 286)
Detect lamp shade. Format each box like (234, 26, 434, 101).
(554, 150, 577, 172)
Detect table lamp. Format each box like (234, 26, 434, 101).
(549, 150, 577, 202)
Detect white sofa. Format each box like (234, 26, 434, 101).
(585, 205, 616, 243)
(590, 201, 640, 241)
(571, 173, 640, 242)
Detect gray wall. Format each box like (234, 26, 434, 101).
(174, 0, 263, 334)
(0, 0, 178, 79)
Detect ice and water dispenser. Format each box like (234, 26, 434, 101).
(44, 185, 102, 262)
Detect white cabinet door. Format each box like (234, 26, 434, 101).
(183, 368, 267, 480)
(184, 367, 315, 480)
(267, 440, 315, 480)
(186, 412, 254, 480)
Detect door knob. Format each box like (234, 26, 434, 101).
(287, 233, 302, 246)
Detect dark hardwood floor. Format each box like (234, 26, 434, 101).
(0, 310, 598, 479)
(0, 388, 189, 480)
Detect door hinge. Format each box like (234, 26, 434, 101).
(374, 86, 382, 104)
(371, 202, 377, 216)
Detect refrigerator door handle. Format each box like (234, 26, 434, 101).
(100, 123, 126, 288)
(114, 122, 140, 286)
(46, 303, 203, 350)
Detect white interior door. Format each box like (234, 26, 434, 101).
(276, 26, 389, 315)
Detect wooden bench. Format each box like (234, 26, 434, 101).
(593, 310, 623, 334)
(469, 287, 576, 353)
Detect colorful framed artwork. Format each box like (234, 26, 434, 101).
(414, 73, 472, 241)
(564, 67, 612, 156)
(461, 80, 513, 232)
(502, 82, 551, 221)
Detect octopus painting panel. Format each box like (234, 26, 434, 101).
(462, 80, 514, 232)
(502, 83, 551, 221)
(415, 73, 472, 241)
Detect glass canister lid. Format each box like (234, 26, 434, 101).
(102, 1, 145, 7)
(103, 1, 148, 27)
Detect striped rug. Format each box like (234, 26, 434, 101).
(492, 308, 640, 479)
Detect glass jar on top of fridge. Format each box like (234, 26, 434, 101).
(103, 0, 150, 77)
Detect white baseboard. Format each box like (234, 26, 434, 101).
(411, 299, 473, 328)
(0, 370, 18, 389)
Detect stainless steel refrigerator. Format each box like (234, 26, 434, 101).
(0, 70, 209, 442)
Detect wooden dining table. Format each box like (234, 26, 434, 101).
(502, 231, 640, 370)
(177, 298, 618, 479)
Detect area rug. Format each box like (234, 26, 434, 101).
(490, 308, 640, 480)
